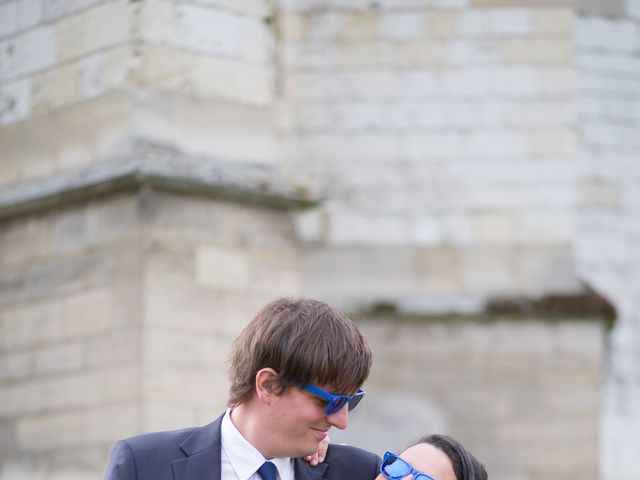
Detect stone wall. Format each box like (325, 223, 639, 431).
(1, 1, 638, 479)
(0, 188, 303, 479)
(0, 0, 280, 187)
(334, 314, 604, 480)
(575, 4, 640, 480)
(0, 192, 143, 479)
(280, 1, 582, 312)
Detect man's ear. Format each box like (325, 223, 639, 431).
(255, 367, 278, 404)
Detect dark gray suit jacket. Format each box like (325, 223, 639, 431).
(105, 414, 380, 480)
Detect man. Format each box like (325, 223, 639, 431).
(105, 297, 378, 480)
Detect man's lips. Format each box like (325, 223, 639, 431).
(310, 427, 328, 439)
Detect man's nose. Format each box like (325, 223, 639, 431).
(327, 405, 349, 430)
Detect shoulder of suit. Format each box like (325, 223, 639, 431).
(120, 422, 212, 455)
(326, 443, 379, 463)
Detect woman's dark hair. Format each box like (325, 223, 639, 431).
(416, 434, 487, 480)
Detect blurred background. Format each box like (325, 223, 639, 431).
(1, 0, 639, 479)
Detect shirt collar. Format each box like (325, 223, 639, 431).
(221, 409, 294, 480)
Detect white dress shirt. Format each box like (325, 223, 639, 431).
(221, 409, 295, 480)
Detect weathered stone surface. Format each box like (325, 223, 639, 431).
(0, 140, 319, 221)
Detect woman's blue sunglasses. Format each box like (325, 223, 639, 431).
(300, 384, 366, 416)
(380, 452, 437, 480)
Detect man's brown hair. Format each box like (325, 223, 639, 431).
(228, 297, 372, 406)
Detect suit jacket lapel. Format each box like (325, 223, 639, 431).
(294, 458, 329, 480)
(173, 415, 224, 480)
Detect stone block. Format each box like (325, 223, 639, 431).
(62, 289, 113, 338)
(235, 15, 274, 63)
(173, 3, 236, 57)
(0, 381, 46, 417)
(577, 17, 640, 52)
(328, 214, 408, 245)
(17, 0, 42, 31)
(0, 26, 55, 82)
(307, 11, 344, 41)
(408, 216, 444, 246)
(0, 351, 31, 381)
(538, 66, 573, 95)
(433, 0, 469, 7)
(144, 329, 203, 367)
(575, 0, 626, 17)
(472, 0, 571, 5)
(456, 10, 489, 35)
(577, 53, 640, 81)
(30, 60, 80, 115)
(83, 328, 139, 367)
(35, 342, 84, 375)
(2, 300, 63, 350)
(578, 180, 621, 208)
(132, 82, 278, 161)
(16, 411, 86, 450)
(0, 148, 19, 185)
(138, 46, 276, 105)
(418, 246, 461, 293)
(86, 194, 139, 246)
(77, 46, 134, 100)
(489, 66, 537, 97)
(445, 39, 502, 64)
(629, 0, 640, 19)
(277, 12, 306, 41)
(534, 7, 574, 33)
(0, 77, 31, 126)
(195, 246, 250, 290)
(515, 246, 579, 294)
(0, 1, 17, 38)
(442, 213, 475, 246)
(41, 0, 105, 22)
(189, 0, 271, 17)
(526, 129, 574, 156)
(143, 367, 227, 409)
(0, 218, 47, 266)
(49, 206, 88, 254)
(502, 99, 573, 126)
(378, 12, 425, 40)
(441, 68, 492, 96)
(302, 246, 418, 300)
(286, 70, 405, 100)
(334, 40, 444, 68)
(138, 0, 175, 44)
(142, 404, 198, 433)
(342, 11, 377, 41)
(85, 404, 140, 443)
(474, 212, 515, 246)
(144, 265, 243, 336)
(293, 209, 326, 242)
(460, 246, 515, 292)
(515, 211, 573, 245)
(44, 367, 139, 410)
(504, 37, 572, 63)
(55, 0, 132, 63)
(425, 10, 458, 38)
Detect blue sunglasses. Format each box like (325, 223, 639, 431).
(300, 384, 366, 416)
(380, 452, 436, 480)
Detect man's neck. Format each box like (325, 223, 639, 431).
(230, 402, 279, 459)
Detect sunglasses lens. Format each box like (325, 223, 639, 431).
(382, 456, 411, 479)
(326, 397, 348, 415)
(348, 392, 364, 411)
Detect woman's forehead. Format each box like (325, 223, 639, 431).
(400, 443, 456, 480)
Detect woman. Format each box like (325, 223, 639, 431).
(377, 435, 487, 480)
